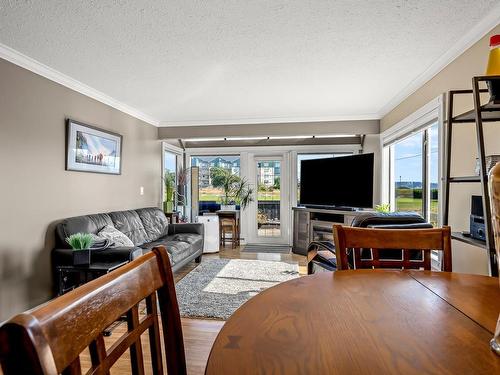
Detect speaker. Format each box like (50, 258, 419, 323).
(470, 195, 486, 241)
(471, 195, 484, 217)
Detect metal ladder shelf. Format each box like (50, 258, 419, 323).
(443, 75, 500, 277)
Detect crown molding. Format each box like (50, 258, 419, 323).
(378, 4, 500, 118)
(159, 113, 380, 127)
(0, 42, 159, 126)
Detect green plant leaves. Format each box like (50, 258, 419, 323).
(66, 233, 94, 250)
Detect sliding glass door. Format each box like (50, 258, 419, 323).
(248, 154, 290, 244)
(256, 159, 282, 238)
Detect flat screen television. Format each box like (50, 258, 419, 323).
(299, 153, 374, 209)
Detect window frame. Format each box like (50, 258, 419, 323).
(388, 126, 435, 222)
(162, 143, 184, 211)
(381, 95, 445, 270)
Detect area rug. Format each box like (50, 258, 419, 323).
(241, 244, 291, 254)
(175, 259, 299, 319)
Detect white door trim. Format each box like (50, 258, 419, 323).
(247, 153, 290, 245)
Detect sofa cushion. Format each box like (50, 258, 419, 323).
(55, 213, 114, 248)
(164, 241, 192, 264)
(135, 207, 169, 242)
(170, 233, 202, 246)
(98, 225, 135, 248)
(140, 237, 192, 264)
(109, 210, 148, 246)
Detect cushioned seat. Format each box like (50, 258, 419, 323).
(307, 211, 433, 274)
(170, 233, 203, 246)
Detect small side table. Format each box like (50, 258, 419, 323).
(56, 261, 128, 296)
(165, 211, 180, 224)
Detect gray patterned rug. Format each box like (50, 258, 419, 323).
(241, 244, 291, 254)
(175, 259, 300, 320)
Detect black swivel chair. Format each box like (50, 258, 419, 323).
(307, 212, 433, 274)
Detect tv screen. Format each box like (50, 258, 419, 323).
(299, 153, 374, 208)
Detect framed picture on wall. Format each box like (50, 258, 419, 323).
(66, 119, 122, 175)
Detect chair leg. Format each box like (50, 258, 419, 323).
(232, 222, 236, 249)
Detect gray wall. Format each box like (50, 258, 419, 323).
(159, 119, 379, 139)
(0, 58, 162, 321)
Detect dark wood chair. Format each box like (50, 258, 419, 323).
(0, 246, 186, 375)
(333, 225, 452, 272)
(217, 211, 240, 248)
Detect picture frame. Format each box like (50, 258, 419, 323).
(66, 119, 122, 175)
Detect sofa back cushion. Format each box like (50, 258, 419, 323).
(135, 207, 169, 242)
(109, 210, 148, 246)
(55, 213, 114, 248)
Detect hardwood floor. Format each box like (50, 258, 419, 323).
(68, 245, 306, 375)
(0, 246, 305, 375)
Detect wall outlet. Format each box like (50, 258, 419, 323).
(140, 186, 144, 196)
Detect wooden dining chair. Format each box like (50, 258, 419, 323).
(333, 225, 452, 271)
(0, 246, 186, 375)
(219, 217, 239, 248)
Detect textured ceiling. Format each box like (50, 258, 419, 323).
(0, 1, 498, 126)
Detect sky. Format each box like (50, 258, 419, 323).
(394, 124, 438, 184)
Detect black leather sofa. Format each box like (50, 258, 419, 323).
(52, 207, 204, 273)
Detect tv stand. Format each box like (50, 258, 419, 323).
(292, 206, 371, 255)
(301, 205, 362, 212)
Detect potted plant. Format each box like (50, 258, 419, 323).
(374, 203, 391, 213)
(66, 233, 94, 266)
(210, 167, 254, 210)
(163, 170, 176, 213)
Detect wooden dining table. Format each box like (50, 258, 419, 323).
(205, 270, 500, 374)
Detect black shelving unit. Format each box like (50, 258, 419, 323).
(443, 75, 500, 277)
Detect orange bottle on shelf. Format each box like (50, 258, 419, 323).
(486, 35, 500, 75)
(486, 35, 500, 103)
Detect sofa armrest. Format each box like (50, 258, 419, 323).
(52, 247, 143, 267)
(168, 223, 204, 236)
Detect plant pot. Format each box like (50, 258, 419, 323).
(221, 204, 236, 211)
(73, 249, 91, 266)
(163, 201, 174, 213)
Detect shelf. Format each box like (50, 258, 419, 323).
(451, 232, 487, 249)
(448, 176, 481, 183)
(452, 101, 500, 123)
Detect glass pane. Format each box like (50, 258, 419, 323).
(428, 123, 439, 226)
(163, 151, 177, 212)
(297, 153, 351, 205)
(394, 132, 424, 215)
(190, 155, 240, 212)
(257, 160, 281, 237)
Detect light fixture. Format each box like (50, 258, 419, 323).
(314, 134, 357, 138)
(268, 135, 313, 140)
(224, 136, 268, 141)
(184, 137, 225, 142)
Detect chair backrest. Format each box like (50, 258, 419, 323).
(333, 225, 452, 272)
(0, 247, 186, 375)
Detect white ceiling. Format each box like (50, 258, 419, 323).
(0, 1, 499, 126)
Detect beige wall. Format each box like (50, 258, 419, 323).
(0, 58, 162, 321)
(381, 24, 500, 131)
(382, 24, 500, 275)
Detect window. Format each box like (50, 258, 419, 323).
(190, 155, 240, 211)
(297, 153, 352, 205)
(388, 123, 439, 226)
